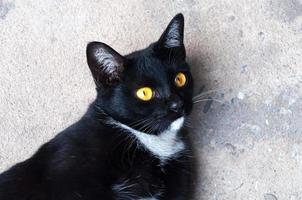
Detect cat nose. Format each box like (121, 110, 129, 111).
(167, 95, 184, 113)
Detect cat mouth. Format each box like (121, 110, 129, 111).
(129, 112, 184, 134)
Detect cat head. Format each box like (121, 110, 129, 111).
(86, 14, 193, 134)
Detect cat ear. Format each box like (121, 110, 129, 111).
(86, 42, 124, 87)
(157, 13, 184, 49)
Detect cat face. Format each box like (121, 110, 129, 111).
(86, 14, 193, 134)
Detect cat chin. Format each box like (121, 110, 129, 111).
(107, 117, 185, 161)
(108, 116, 185, 133)
(169, 117, 184, 131)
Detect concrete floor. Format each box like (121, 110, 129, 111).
(0, 0, 301, 199)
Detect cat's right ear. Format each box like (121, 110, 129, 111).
(86, 42, 124, 87)
(157, 13, 184, 49)
(154, 14, 186, 62)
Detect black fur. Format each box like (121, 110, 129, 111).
(0, 13, 195, 200)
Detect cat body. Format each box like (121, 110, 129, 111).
(0, 14, 194, 200)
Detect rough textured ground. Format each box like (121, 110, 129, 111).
(0, 0, 301, 199)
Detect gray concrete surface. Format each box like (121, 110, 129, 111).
(0, 0, 301, 199)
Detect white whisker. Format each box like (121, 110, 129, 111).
(193, 98, 228, 105)
(193, 87, 228, 100)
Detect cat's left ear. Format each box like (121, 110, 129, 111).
(157, 13, 185, 49)
(86, 42, 124, 87)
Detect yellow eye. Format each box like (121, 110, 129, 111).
(175, 72, 186, 87)
(136, 87, 154, 101)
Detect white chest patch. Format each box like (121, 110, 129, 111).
(109, 117, 185, 161)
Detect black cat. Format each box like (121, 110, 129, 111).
(0, 13, 195, 200)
